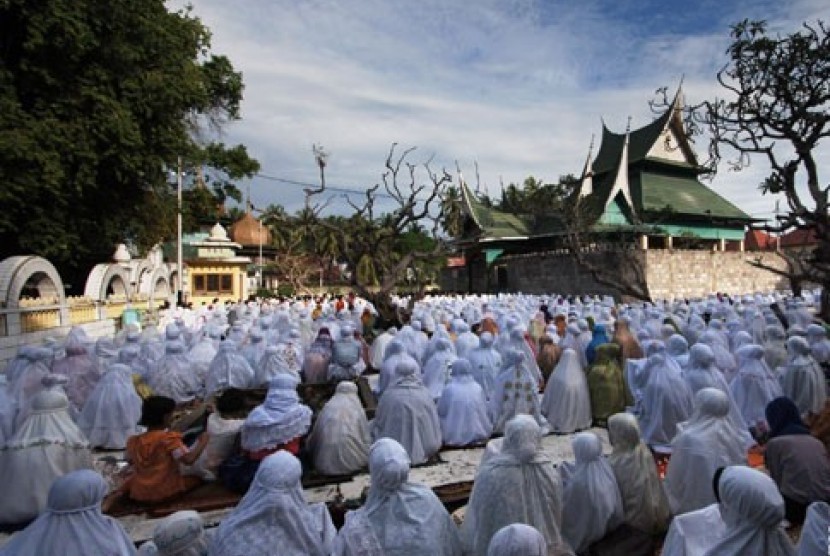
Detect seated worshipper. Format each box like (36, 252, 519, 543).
(306, 381, 370, 476)
(50, 331, 101, 411)
(730, 343, 783, 432)
(204, 340, 254, 398)
(371, 359, 442, 465)
(255, 345, 298, 387)
(662, 502, 726, 556)
(764, 324, 790, 374)
(210, 451, 335, 556)
(765, 397, 830, 525)
(377, 339, 418, 396)
(454, 320, 480, 359)
(486, 524, 547, 556)
(368, 326, 396, 371)
(241, 328, 267, 369)
(585, 323, 610, 366)
(541, 347, 592, 433)
(536, 335, 562, 384)
(240, 374, 312, 462)
(698, 330, 738, 382)
(328, 325, 367, 381)
(0, 470, 136, 556)
(781, 336, 827, 418)
(187, 331, 218, 387)
(607, 413, 670, 535)
(137, 510, 208, 556)
(438, 359, 493, 447)
(703, 465, 796, 556)
(184, 388, 245, 481)
(0, 374, 13, 446)
(666, 334, 691, 370)
(78, 363, 142, 449)
(560, 432, 624, 554)
(461, 415, 568, 556)
(490, 349, 549, 434)
(807, 323, 830, 367)
(637, 352, 694, 448)
(422, 337, 457, 401)
(797, 501, 830, 556)
(468, 332, 503, 399)
(149, 340, 201, 404)
(586, 343, 627, 426)
(8, 346, 53, 431)
(122, 396, 209, 503)
(332, 438, 462, 556)
(664, 388, 748, 515)
(506, 326, 544, 385)
(301, 328, 333, 384)
(0, 375, 93, 525)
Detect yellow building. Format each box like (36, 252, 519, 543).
(185, 223, 251, 305)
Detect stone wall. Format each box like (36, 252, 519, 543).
(442, 247, 794, 300)
(0, 319, 116, 371)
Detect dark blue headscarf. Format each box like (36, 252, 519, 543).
(765, 396, 811, 439)
(586, 324, 610, 367)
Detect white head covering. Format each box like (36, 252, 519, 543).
(461, 415, 566, 556)
(664, 388, 748, 515)
(489, 349, 549, 434)
(77, 363, 142, 449)
(729, 343, 784, 429)
(0, 469, 136, 555)
(437, 359, 493, 447)
(798, 501, 830, 556)
(607, 413, 670, 534)
(638, 352, 693, 448)
(332, 438, 462, 556)
(307, 381, 370, 476)
(377, 340, 418, 395)
(781, 335, 827, 416)
(703, 466, 796, 556)
(209, 451, 335, 556)
(422, 338, 457, 400)
(240, 375, 312, 452)
(561, 431, 624, 553)
(149, 342, 201, 403)
(541, 348, 592, 433)
(151, 510, 208, 556)
(466, 332, 502, 400)
(486, 524, 547, 556)
(204, 340, 255, 398)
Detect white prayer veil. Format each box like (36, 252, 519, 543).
(461, 415, 567, 556)
(77, 363, 141, 449)
(332, 438, 462, 556)
(541, 348, 592, 433)
(781, 336, 826, 416)
(151, 510, 208, 556)
(561, 431, 624, 554)
(437, 359, 493, 447)
(240, 374, 312, 452)
(703, 466, 796, 556)
(0, 469, 136, 556)
(467, 332, 502, 400)
(730, 343, 783, 429)
(204, 340, 255, 398)
(607, 413, 670, 534)
(664, 388, 747, 515)
(209, 451, 334, 556)
(637, 352, 693, 447)
(307, 381, 370, 475)
(797, 501, 830, 556)
(486, 524, 547, 556)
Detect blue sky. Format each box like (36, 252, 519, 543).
(181, 0, 827, 222)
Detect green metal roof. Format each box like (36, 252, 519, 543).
(462, 182, 532, 239)
(635, 172, 750, 221)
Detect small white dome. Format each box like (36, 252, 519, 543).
(209, 223, 229, 241)
(113, 243, 132, 263)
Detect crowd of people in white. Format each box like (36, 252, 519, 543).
(0, 290, 829, 555)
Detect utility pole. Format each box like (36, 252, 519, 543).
(177, 156, 184, 306)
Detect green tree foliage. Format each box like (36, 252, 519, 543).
(0, 0, 258, 279)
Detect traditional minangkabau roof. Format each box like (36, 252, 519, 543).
(460, 181, 532, 241)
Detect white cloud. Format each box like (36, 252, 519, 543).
(182, 0, 826, 224)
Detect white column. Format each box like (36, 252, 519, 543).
(639, 235, 649, 250)
(666, 235, 673, 250)
(719, 238, 726, 252)
(739, 239, 745, 252)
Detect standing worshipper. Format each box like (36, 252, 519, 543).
(585, 323, 610, 366)
(637, 352, 694, 448)
(8, 346, 54, 431)
(306, 381, 370, 476)
(241, 328, 267, 369)
(586, 343, 627, 426)
(607, 413, 670, 536)
(663, 388, 748, 515)
(764, 397, 830, 525)
(536, 335, 562, 385)
(454, 320, 480, 359)
(702, 466, 796, 556)
(781, 336, 827, 418)
(210, 451, 335, 556)
(0, 470, 137, 556)
(490, 349, 549, 434)
(0, 375, 93, 524)
(437, 359, 493, 447)
(467, 332, 502, 400)
(371, 360, 442, 465)
(461, 415, 568, 556)
(78, 363, 142, 449)
(541, 348, 592, 433)
(332, 438, 462, 556)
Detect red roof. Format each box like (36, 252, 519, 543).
(779, 227, 817, 248)
(744, 229, 777, 251)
